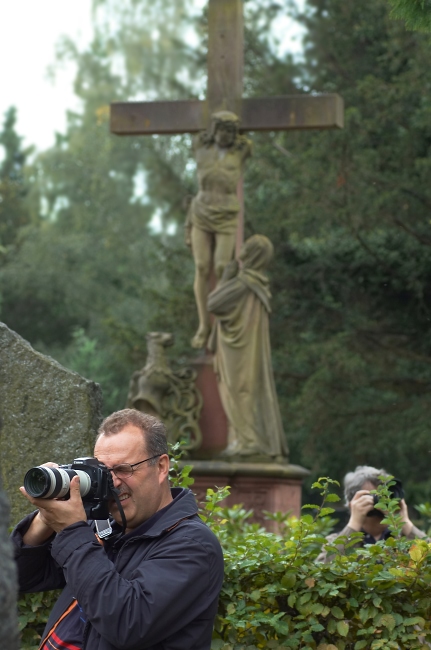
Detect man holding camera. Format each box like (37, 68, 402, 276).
(11, 409, 224, 650)
(318, 464, 427, 563)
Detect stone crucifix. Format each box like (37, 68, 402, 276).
(110, 0, 344, 349)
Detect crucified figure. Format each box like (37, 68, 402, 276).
(186, 111, 252, 349)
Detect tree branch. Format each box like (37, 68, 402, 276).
(393, 217, 431, 247)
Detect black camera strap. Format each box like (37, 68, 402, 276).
(111, 488, 127, 536)
(103, 473, 127, 541)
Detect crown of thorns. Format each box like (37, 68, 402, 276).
(212, 110, 240, 125)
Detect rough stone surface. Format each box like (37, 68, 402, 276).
(0, 478, 19, 650)
(0, 322, 103, 524)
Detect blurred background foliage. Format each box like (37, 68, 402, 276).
(1, 0, 431, 504)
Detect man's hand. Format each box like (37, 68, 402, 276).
(399, 499, 413, 536)
(20, 476, 87, 544)
(348, 490, 375, 531)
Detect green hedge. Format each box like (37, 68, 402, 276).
(17, 467, 431, 649)
(206, 477, 431, 649)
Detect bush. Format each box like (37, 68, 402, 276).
(18, 591, 60, 650)
(16, 466, 431, 649)
(208, 477, 431, 649)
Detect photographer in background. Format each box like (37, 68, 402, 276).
(11, 409, 224, 650)
(318, 465, 426, 563)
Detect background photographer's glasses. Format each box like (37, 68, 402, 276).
(107, 455, 161, 479)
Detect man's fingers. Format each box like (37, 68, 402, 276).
(19, 486, 38, 505)
(69, 476, 81, 499)
(351, 494, 374, 514)
(352, 490, 371, 499)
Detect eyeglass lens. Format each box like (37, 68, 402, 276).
(111, 464, 133, 478)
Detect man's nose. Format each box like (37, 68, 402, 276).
(110, 471, 123, 489)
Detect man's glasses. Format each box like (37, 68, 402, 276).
(106, 455, 161, 479)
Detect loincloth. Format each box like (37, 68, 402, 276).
(191, 193, 239, 235)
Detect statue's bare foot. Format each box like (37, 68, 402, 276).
(219, 445, 237, 457)
(191, 325, 210, 349)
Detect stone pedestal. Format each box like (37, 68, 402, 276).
(185, 460, 309, 530)
(187, 352, 309, 530)
(190, 354, 228, 457)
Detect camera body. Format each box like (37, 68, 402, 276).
(23, 457, 118, 519)
(365, 477, 405, 517)
(372, 477, 405, 506)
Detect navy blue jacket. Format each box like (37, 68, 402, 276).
(12, 488, 224, 649)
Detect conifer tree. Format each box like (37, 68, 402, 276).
(387, 0, 431, 32)
(245, 0, 431, 500)
(0, 107, 32, 250)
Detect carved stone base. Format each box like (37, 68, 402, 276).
(189, 354, 228, 457)
(185, 460, 310, 531)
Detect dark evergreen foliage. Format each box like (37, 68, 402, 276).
(387, 0, 431, 32)
(245, 0, 431, 502)
(0, 107, 33, 250)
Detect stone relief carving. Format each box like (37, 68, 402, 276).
(127, 332, 202, 451)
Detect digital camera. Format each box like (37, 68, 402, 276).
(23, 457, 118, 519)
(372, 477, 405, 506)
(366, 477, 405, 517)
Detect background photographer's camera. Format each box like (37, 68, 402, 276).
(23, 457, 116, 519)
(372, 477, 405, 506)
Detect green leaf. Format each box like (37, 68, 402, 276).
(310, 603, 324, 615)
(337, 620, 349, 637)
(325, 494, 341, 502)
(302, 514, 314, 524)
(281, 573, 297, 588)
(331, 606, 344, 619)
(288, 594, 297, 608)
(378, 614, 396, 631)
(249, 590, 261, 602)
(319, 507, 336, 517)
(404, 616, 425, 627)
(211, 641, 226, 650)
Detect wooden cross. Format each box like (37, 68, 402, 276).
(110, 0, 343, 245)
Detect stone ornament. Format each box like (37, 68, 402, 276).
(127, 332, 203, 451)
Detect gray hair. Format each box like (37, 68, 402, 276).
(96, 409, 168, 466)
(343, 465, 390, 506)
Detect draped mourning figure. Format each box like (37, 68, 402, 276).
(207, 234, 288, 460)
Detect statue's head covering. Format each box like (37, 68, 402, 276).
(210, 111, 240, 138)
(211, 110, 240, 125)
(240, 235, 274, 272)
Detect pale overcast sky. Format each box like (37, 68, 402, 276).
(0, 0, 304, 155)
(0, 0, 93, 153)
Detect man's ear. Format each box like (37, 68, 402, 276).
(158, 454, 170, 484)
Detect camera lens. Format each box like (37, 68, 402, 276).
(24, 467, 52, 498)
(24, 466, 92, 499)
(24, 466, 72, 499)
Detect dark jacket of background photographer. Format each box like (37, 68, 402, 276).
(318, 465, 427, 564)
(11, 409, 224, 650)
